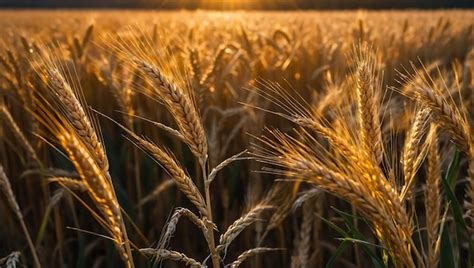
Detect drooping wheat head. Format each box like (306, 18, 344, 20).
(30, 61, 134, 266)
(252, 129, 417, 267)
(134, 60, 208, 162)
(403, 63, 474, 234)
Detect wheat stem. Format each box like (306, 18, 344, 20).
(201, 159, 220, 268)
(0, 165, 42, 268)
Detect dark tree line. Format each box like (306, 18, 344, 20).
(0, 0, 473, 10)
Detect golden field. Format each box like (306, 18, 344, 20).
(0, 9, 473, 267)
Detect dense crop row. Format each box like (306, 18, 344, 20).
(0, 10, 473, 267)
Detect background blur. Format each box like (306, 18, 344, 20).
(1, 0, 473, 9)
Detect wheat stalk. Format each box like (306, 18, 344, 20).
(0, 165, 41, 268)
(122, 54, 218, 266)
(137, 55, 219, 264)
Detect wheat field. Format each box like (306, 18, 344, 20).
(0, 9, 473, 268)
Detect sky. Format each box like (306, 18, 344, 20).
(0, 0, 473, 9)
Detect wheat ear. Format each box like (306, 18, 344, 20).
(410, 84, 471, 154)
(135, 60, 208, 162)
(230, 248, 282, 268)
(0, 105, 40, 164)
(36, 72, 134, 266)
(47, 69, 109, 171)
(400, 108, 430, 201)
(47, 177, 87, 192)
(254, 131, 417, 268)
(158, 207, 211, 251)
(0, 251, 21, 267)
(140, 248, 202, 267)
(217, 205, 273, 252)
(425, 125, 442, 268)
(126, 131, 208, 218)
(57, 132, 133, 266)
(297, 200, 314, 268)
(354, 46, 383, 164)
(408, 77, 474, 235)
(138, 179, 175, 207)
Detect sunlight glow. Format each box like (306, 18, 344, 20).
(196, 0, 293, 9)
